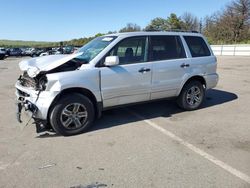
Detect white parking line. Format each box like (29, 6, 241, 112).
(129, 110, 250, 185)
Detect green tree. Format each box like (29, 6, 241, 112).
(119, 23, 141, 33)
(145, 14, 184, 31)
(166, 13, 182, 30)
(145, 17, 169, 31)
(95, 33, 105, 37)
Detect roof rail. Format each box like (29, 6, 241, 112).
(145, 29, 199, 33)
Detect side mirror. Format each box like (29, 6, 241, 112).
(104, 56, 119, 67)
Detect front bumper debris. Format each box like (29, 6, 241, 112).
(15, 79, 58, 133)
(16, 102, 23, 123)
(16, 98, 38, 123)
(16, 98, 50, 133)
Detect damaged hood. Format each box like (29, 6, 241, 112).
(19, 52, 82, 77)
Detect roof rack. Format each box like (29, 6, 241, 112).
(145, 29, 199, 33)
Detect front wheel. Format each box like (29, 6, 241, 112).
(50, 94, 95, 136)
(177, 80, 205, 111)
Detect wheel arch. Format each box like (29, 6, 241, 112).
(177, 75, 207, 96)
(47, 87, 102, 122)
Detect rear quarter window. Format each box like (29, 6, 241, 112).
(184, 36, 211, 57)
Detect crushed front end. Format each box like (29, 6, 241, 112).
(15, 53, 90, 134)
(15, 72, 58, 133)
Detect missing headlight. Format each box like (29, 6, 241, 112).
(38, 76, 48, 91)
(19, 72, 37, 88)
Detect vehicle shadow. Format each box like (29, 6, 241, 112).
(89, 89, 238, 132)
(36, 89, 238, 138)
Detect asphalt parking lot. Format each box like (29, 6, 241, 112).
(0, 56, 250, 188)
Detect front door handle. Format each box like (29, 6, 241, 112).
(180, 63, 190, 68)
(138, 68, 151, 73)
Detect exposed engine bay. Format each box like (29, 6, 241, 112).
(18, 57, 88, 91)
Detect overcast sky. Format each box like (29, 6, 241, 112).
(0, 0, 232, 41)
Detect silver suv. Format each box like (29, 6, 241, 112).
(15, 32, 218, 136)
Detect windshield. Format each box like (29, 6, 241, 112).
(75, 36, 117, 63)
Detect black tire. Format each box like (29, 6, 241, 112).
(0, 55, 4, 60)
(177, 80, 205, 111)
(50, 93, 95, 136)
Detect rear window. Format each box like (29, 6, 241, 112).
(184, 36, 211, 57)
(150, 36, 186, 61)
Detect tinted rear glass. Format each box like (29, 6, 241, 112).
(150, 36, 186, 61)
(184, 36, 211, 57)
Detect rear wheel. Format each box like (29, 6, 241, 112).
(177, 80, 205, 111)
(50, 93, 95, 136)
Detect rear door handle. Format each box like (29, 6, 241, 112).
(138, 68, 151, 73)
(180, 63, 190, 68)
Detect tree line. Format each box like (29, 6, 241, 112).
(118, 0, 250, 44)
(1, 0, 249, 47)
(67, 0, 249, 46)
(204, 0, 250, 44)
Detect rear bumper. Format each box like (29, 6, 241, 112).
(204, 73, 219, 89)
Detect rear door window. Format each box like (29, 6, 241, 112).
(184, 36, 211, 57)
(150, 36, 186, 61)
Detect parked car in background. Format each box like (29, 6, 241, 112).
(54, 49, 63, 55)
(16, 31, 218, 136)
(63, 46, 74, 54)
(35, 47, 65, 57)
(40, 50, 53, 56)
(5, 48, 10, 56)
(20, 48, 26, 56)
(38, 47, 52, 56)
(39, 51, 50, 56)
(0, 48, 6, 60)
(22, 48, 34, 56)
(9, 48, 22, 57)
(50, 48, 63, 55)
(30, 48, 44, 57)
